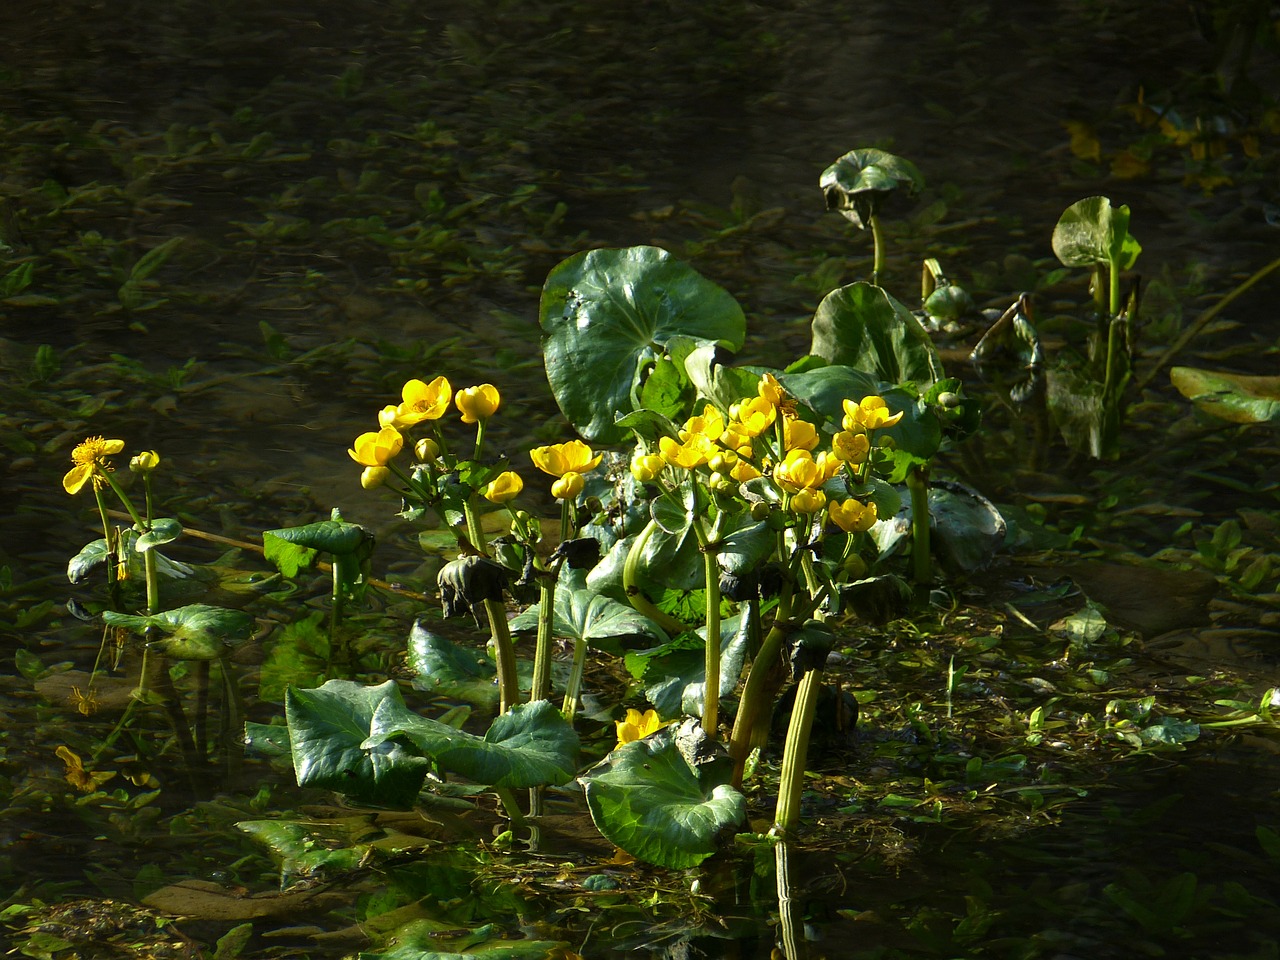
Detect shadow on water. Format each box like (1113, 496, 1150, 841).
(1, 0, 1279, 957)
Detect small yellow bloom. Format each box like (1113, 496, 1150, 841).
(483, 471, 523, 503)
(719, 421, 755, 457)
(791, 488, 827, 513)
(659, 433, 714, 470)
(360, 466, 390, 489)
(630, 453, 664, 483)
(842, 396, 904, 432)
(832, 429, 871, 465)
(530, 439, 603, 477)
(784, 418, 820, 452)
(773, 449, 828, 492)
(455, 383, 500, 424)
(63, 436, 125, 495)
(730, 458, 762, 482)
(758, 372, 786, 405)
(733, 396, 777, 438)
(348, 425, 403, 467)
(615, 707, 669, 749)
(394, 376, 452, 427)
(679, 404, 725, 443)
(129, 450, 160, 474)
(830, 498, 879, 533)
(552, 471, 585, 500)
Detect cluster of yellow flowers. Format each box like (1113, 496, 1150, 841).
(347, 376, 500, 489)
(349, 377, 610, 506)
(635, 374, 899, 533)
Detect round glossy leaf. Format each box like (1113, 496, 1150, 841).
(820, 149, 924, 229)
(810, 282, 944, 389)
(778, 365, 880, 424)
(136, 517, 182, 552)
(1051, 196, 1142, 270)
(285, 680, 431, 807)
(508, 569, 669, 650)
(581, 725, 745, 868)
(540, 246, 746, 443)
(102, 603, 253, 660)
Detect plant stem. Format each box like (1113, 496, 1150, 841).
(531, 577, 555, 703)
(728, 584, 794, 787)
(493, 785, 526, 827)
(462, 497, 519, 712)
(869, 213, 885, 284)
(702, 544, 722, 738)
(772, 666, 823, 836)
(622, 520, 691, 635)
(906, 465, 931, 585)
(560, 625, 591, 721)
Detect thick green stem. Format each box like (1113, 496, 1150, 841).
(772, 667, 823, 836)
(622, 520, 690, 635)
(906, 465, 931, 585)
(462, 497, 519, 712)
(702, 546, 722, 738)
(493, 785, 526, 827)
(869, 213, 885, 284)
(531, 578, 555, 703)
(560, 626, 591, 721)
(728, 585, 794, 787)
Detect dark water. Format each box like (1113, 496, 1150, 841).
(1, 1, 1279, 957)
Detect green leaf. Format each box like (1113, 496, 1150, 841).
(285, 680, 432, 807)
(264, 517, 374, 574)
(406, 621, 500, 710)
(508, 569, 668, 651)
(136, 517, 182, 552)
(778, 364, 881, 423)
(819, 149, 925, 230)
(129, 236, 184, 282)
(581, 723, 745, 868)
(366, 698, 580, 789)
(67, 538, 110, 584)
(357, 919, 567, 959)
(102, 603, 254, 660)
(1051, 196, 1141, 270)
(646, 611, 752, 718)
(540, 246, 746, 443)
(810, 283, 944, 388)
(1170, 367, 1280, 425)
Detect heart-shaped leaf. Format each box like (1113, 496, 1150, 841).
(540, 246, 746, 443)
(581, 723, 745, 868)
(508, 569, 669, 652)
(810, 282, 944, 388)
(285, 680, 432, 807)
(1051, 196, 1142, 271)
(820, 148, 925, 230)
(102, 603, 253, 660)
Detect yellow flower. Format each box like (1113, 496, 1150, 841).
(630, 453, 664, 483)
(455, 383, 500, 424)
(719, 421, 755, 457)
(530, 439, 603, 477)
(483, 471, 523, 503)
(730, 458, 762, 482)
(784, 418, 820, 451)
(63, 436, 125, 495)
(394, 376, 452, 427)
(360, 466, 390, 489)
(733, 396, 777, 438)
(829, 498, 879, 533)
(773, 449, 827, 492)
(842, 396, 903, 432)
(552, 471, 585, 500)
(832, 429, 871, 465)
(758, 372, 785, 405)
(615, 708, 669, 749)
(129, 450, 160, 474)
(791, 488, 827, 513)
(679, 404, 725, 443)
(659, 433, 714, 470)
(348, 425, 403, 467)
(56, 745, 115, 793)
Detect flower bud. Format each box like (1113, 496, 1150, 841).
(415, 437, 440, 461)
(361, 466, 390, 489)
(630, 453, 664, 483)
(551, 471, 585, 500)
(129, 450, 160, 474)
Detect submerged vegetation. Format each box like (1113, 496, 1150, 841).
(2, 2, 1280, 958)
